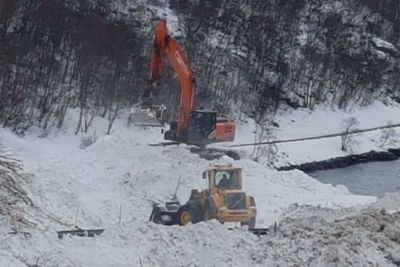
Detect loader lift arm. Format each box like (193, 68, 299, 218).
(146, 20, 235, 145)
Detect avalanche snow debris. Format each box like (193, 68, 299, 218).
(251, 210, 400, 267)
(0, 108, 399, 266)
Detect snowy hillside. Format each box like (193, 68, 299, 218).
(1, 0, 400, 133)
(1, 109, 399, 266)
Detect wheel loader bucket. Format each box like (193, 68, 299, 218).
(248, 228, 268, 237)
(149, 201, 181, 225)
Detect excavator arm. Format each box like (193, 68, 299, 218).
(148, 20, 197, 136)
(147, 20, 235, 144)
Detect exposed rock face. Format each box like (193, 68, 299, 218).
(0, 0, 399, 131)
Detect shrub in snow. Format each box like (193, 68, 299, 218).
(340, 117, 360, 152)
(379, 126, 398, 148)
(252, 115, 278, 165)
(80, 131, 98, 149)
(0, 153, 33, 225)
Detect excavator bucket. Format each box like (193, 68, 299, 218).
(128, 104, 166, 127)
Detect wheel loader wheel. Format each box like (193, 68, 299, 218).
(180, 210, 192, 225)
(176, 204, 200, 225)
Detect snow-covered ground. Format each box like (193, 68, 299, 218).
(217, 101, 400, 167)
(0, 103, 399, 266)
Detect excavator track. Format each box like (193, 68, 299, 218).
(148, 141, 180, 147)
(190, 147, 240, 160)
(148, 142, 240, 160)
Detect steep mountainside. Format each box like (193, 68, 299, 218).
(0, 0, 399, 132)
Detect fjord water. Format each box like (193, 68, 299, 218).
(309, 159, 400, 197)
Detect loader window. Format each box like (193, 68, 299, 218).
(215, 171, 239, 189)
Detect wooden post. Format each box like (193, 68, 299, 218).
(74, 206, 80, 227)
(119, 204, 123, 225)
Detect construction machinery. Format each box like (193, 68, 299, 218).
(149, 164, 257, 228)
(145, 20, 236, 146)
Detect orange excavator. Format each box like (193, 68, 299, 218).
(144, 20, 235, 145)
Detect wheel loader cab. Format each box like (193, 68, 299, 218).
(214, 170, 241, 190)
(203, 166, 243, 191)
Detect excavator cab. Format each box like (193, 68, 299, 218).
(165, 110, 235, 145)
(164, 110, 215, 143)
(186, 110, 217, 143)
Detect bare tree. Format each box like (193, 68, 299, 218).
(341, 116, 360, 152)
(0, 152, 34, 225)
(379, 124, 398, 148)
(106, 103, 121, 135)
(252, 114, 278, 165)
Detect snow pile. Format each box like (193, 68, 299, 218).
(2, 207, 400, 266)
(0, 108, 398, 266)
(0, 221, 260, 267)
(0, 110, 376, 229)
(253, 209, 400, 266)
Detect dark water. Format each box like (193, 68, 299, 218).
(309, 159, 400, 197)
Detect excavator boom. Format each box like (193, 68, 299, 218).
(148, 20, 235, 144)
(149, 20, 197, 135)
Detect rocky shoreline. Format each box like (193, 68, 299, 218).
(278, 148, 400, 173)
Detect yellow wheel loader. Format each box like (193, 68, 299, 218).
(150, 164, 258, 229)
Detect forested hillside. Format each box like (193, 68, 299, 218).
(0, 0, 399, 133)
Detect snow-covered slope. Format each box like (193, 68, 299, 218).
(217, 101, 400, 167)
(1, 108, 391, 266)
